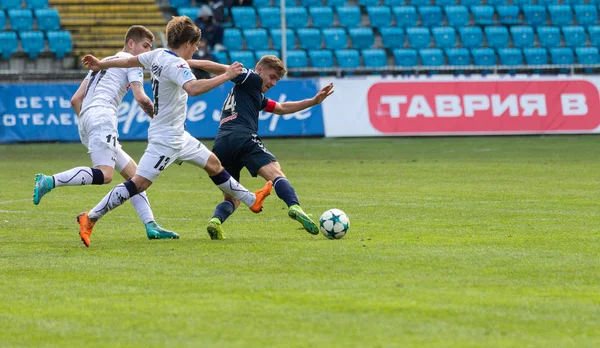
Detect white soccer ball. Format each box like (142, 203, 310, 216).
(319, 209, 349, 239)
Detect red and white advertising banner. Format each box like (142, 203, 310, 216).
(320, 75, 600, 137)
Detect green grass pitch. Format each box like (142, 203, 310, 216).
(0, 136, 598, 347)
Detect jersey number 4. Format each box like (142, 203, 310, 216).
(223, 91, 236, 112)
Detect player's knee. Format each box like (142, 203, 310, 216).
(204, 154, 224, 176)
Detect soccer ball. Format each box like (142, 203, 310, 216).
(319, 209, 349, 239)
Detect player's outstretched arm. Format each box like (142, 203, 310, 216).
(272, 83, 334, 115)
(183, 62, 243, 97)
(187, 59, 230, 75)
(82, 55, 143, 72)
(70, 79, 89, 116)
(130, 81, 154, 118)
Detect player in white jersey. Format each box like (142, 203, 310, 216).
(75, 16, 272, 247)
(32, 26, 179, 240)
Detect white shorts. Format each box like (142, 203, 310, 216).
(78, 106, 132, 172)
(137, 131, 212, 182)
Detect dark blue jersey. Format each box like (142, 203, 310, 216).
(216, 68, 275, 139)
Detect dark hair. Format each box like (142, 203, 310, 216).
(166, 16, 202, 49)
(124, 25, 154, 45)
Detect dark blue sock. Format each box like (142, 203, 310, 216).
(212, 200, 236, 223)
(273, 176, 299, 207)
(123, 179, 139, 197)
(91, 168, 104, 185)
(210, 170, 230, 185)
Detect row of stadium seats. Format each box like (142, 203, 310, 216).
(0, 30, 72, 59)
(171, 0, 600, 8)
(214, 4, 600, 29)
(214, 46, 599, 68)
(0, 8, 60, 32)
(0, 0, 49, 9)
(223, 25, 600, 51)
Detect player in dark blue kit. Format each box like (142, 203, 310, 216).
(188, 55, 334, 239)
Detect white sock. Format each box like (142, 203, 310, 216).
(216, 177, 256, 207)
(130, 191, 154, 224)
(53, 167, 98, 187)
(88, 182, 135, 222)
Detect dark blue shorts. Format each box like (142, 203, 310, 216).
(212, 132, 277, 181)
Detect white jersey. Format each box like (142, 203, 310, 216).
(137, 49, 195, 149)
(80, 51, 144, 116)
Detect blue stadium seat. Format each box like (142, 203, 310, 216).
(367, 6, 392, 28)
(8, 9, 34, 33)
(538, 0, 561, 5)
(419, 48, 444, 67)
(445, 47, 471, 66)
(383, 0, 404, 5)
(335, 49, 360, 68)
(419, 6, 443, 27)
(286, 7, 308, 29)
(564, 0, 585, 4)
(510, 26, 535, 48)
(323, 27, 348, 49)
(308, 49, 333, 68)
(274, 0, 298, 6)
(309, 6, 333, 28)
(258, 7, 281, 28)
(549, 47, 574, 64)
(486, 0, 504, 6)
(537, 26, 561, 47)
(1, 0, 22, 9)
(254, 0, 272, 6)
(432, 26, 456, 48)
(573, 5, 597, 26)
(471, 47, 496, 66)
(444, 5, 469, 27)
(406, 27, 431, 49)
(178, 8, 199, 19)
(327, 0, 346, 5)
(497, 5, 520, 25)
(214, 51, 229, 64)
(393, 6, 418, 28)
(348, 27, 374, 49)
(26, 0, 48, 9)
(34, 8, 60, 32)
(471, 5, 495, 25)
(302, 0, 322, 6)
(523, 47, 548, 65)
(459, 0, 482, 6)
(362, 48, 387, 68)
(270, 28, 296, 50)
(286, 49, 308, 68)
(336, 6, 361, 28)
(588, 26, 600, 47)
(484, 26, 509, 49)
(169, 0, 191, 7)
(358, 0, 379, 6)
(223, 28, 243, 51)
(393, 48, 418, 67)
(498, 48, 523, 66)
(548, 5, 573, 26)
(433, 0, 454, 5)
(0, 31, 17, 59)
(243, 28, 268, 51)
(512, 0, 534, 5)
(380, 27, 404, 49)
(20, 30, 45, 58)
(458, 26, 483, 48)
(407, 0, 430, 5)
(255, 50, 279, 59)
(297, 27, 322, 50)
(522, 5, 547, 27)
(0, 11, 5, 30)
(562, 25, 587, 47)
(47, 30, 71, 59)
(575, 47, 599, 64)
(231, 7, 257, 28)
(229, 50, 256, 67)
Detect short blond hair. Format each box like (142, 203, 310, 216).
(256, 55, 287, 78)
(166, 16, 201, 49)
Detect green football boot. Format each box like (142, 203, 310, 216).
(288, 205, 319, 235)
(145, 221, 179, 240)
(33, 173, 54, 205)
(206, 218, 225, 240)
